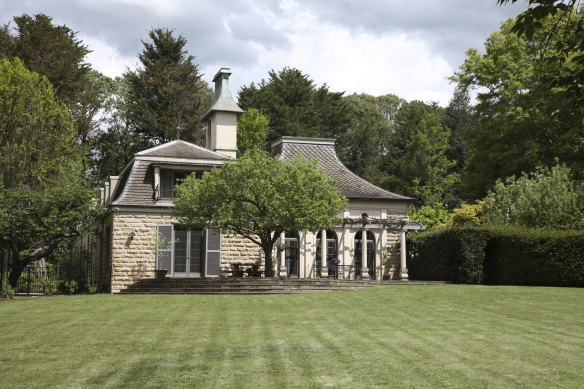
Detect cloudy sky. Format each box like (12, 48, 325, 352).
(0, 0, 526, 106)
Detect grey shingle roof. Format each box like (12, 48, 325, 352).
(136, 140, 229, 160)
(111, 141, 227, 207)
(272, 137, 415, 202)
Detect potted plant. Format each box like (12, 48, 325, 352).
(155, 269, 168, 279)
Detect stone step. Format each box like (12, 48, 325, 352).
(120, 277, 374, 294)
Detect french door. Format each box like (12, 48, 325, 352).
(156, 225, 221, 278)
(173, 227, 204, 277)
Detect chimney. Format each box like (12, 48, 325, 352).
(202, 68, 243, 158)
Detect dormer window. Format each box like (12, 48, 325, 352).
(159, 169, 203, 199)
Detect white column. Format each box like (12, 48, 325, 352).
(399, 230, 409, 280)
(361, 228, 368, 279)
(342, 228, 351, 279)
(320, 230, 328, 277)
(279, 232, 286, 277)
(380, 229, 387, 280)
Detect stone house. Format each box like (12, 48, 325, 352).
(98, 68, 422, 293)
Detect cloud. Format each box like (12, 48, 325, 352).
(0, 0, 528, 106)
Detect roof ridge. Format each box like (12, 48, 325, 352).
(135, 139, 230, 159)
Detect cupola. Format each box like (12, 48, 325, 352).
(201, 68, 243, 158)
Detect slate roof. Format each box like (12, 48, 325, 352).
(272, 137, 415, 202)
(136, 140, 229, 160)
(110, 140, 227, 207)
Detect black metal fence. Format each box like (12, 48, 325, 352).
(312, 263, 354, 279)
(1, 231, 109, 296)
(12, 262, 62, 296)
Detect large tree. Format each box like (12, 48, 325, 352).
(0, 59, 98, 286)
(497, 0, 583, 111)
(454, 14, 583, 199)
(238, 67, 351, 141)
(173, 151, 347, 276)
(125, 28, 213, 145)
(87, 76, 149, 184)
(0, 13, 113, 142)
(0, 13, 90, 102)
(336, 94, 403, 188)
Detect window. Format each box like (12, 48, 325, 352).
(159, 169, 202, 199)
(315, 230, 338, 277)
(156, 225, 221, 277)
(355, 231, 376, 279)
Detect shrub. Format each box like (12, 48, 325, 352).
(62, 280, 78, 295)
(482, 163, 584, 230)
(41, 280, 59, 295)
(409, 226, 584, 287)
(409, 227, 489, 283)
(446, 201, 484, 227)
(485, 227, 584, 287)
(85, 279, 98, 294)
(1, 283, 15, 299)
(409, 205, 449, 232)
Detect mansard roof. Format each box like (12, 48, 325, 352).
(271, 137, 416, 202)
(110, 140, 226, 207)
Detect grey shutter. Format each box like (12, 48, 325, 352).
(156, 225, 173, 270)
(205, 229, 221, 277)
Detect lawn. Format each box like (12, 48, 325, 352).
(1, 285, 583, 388)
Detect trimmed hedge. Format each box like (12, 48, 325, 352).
(408, 228, 489, 284)
(408, 227, 584, 287)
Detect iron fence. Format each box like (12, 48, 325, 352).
(12, 263, 62, 296)
(312, 263, 354, 280)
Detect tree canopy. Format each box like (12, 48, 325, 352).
(173, 151, 347, 276)
(454, 14, 583, 199)
(237, 108, 270, 155)
(238, 67, 351, 141)
(0, 13, 113, 142)
(0, 58, 98, 286)
(125, 28, 213, 145)
(482, 163, 584, 229)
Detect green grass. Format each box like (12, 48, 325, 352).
(1, 285, 583, 388)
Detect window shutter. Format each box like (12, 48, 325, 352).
(156, 225, 173, 270)
(205, 229, 221, 277)
(160, 170, 173, 198)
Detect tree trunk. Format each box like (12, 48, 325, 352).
(263, 244, 274, 277)
(8, 263, 25, 288)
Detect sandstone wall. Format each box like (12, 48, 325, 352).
(109, 212, 264, 292)
(384, 230, 402, 280)
(110, 212, 176, 293)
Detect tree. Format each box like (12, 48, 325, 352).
(238, 67, 351, 141)
(404, 112, 460, 207)
(0, 59, 98, 286)
(336, 94, 403, 187)
(497, 1, 584, 125)
(482, 163, 584, 229)
(454, 15, 584, 199)
(0, 13, 113, 142)
(0, 14, 90, 102)
(87, 76, 149, 184)
(237, 108, 270, 155)
(173, 151, 347, 276)
(125, 28, 213, 145)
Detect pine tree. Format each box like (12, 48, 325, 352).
(125, 28, 213, 145)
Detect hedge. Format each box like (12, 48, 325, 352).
(408, 227, 584, 287)
(408, 228, 489, 284)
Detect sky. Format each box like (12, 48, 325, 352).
(0, 0, 526, 106)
